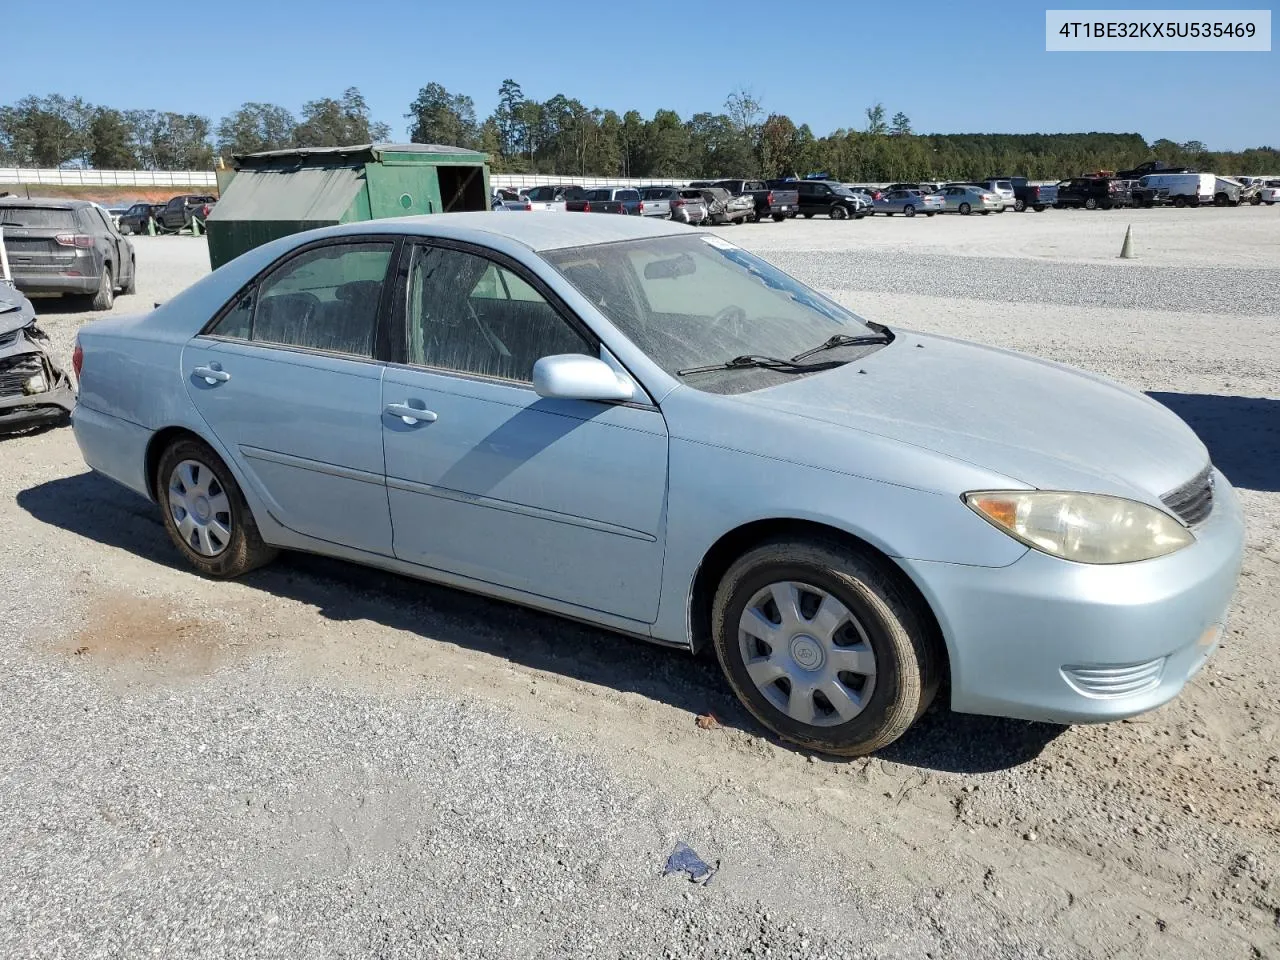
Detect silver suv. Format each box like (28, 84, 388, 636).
(0, 198, 137, 310)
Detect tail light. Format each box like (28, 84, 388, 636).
(54, 234, 94, 248)
(766, 191, 774, 205)
(583, 201, 591, 212)
(673, 199, 685, 208)
(524, 202, 532, 211)
(72, 340, 83, 379)
(199, 204, 210, 217)
(638, 201, 644, 213)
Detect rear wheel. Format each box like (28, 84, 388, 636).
(89, 267, 114, 311)
(903, 205, 916, 217)
(1173, 196, 1186, 208)
(830, 205, 848, 220)
(156, 437, 277, 578)
(803, 212, 814, 219)
(1033, 204, 1046, 212)
(1214, 193, 1229, 207)
(119, 223, 133, 235)
(123, 258, 136, 295)
(1014, 198, 1026, 212)
(1084, 198, 1098, 210)
(771, 213, 786, 222)
(712, 539, 941, 756)
(980, 210, 990, 215)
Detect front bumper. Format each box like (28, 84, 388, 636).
(0, 361, 75, 433)
(899, 471, 1244, 724)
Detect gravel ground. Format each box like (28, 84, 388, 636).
(2, 212, 1278, 959)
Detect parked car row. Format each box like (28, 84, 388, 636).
(114, 195, 218, 234)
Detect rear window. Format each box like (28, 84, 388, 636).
(617, 190, 640, 202)
(585, 189, 610, 201)
(0, 206, 78, 229)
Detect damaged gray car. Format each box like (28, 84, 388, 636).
(0, 279, 76, 435)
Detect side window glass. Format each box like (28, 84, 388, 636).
(405, 245, 592, 383)
(252, 242, 392, 357)
(212, 290, 254, 340)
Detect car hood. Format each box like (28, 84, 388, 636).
(0, 284, 37, 335)
(736, 332, 1207, 501)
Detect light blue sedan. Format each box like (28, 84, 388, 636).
(71, 214, 1243, 755)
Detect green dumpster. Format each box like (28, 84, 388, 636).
(205, 142, 491, 270)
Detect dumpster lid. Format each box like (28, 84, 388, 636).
(234, 142, 487, 167)
(206, 166, 363, 223)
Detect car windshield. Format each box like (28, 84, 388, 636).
(543, 234, 877, 393)
(831, 186, 855, 196)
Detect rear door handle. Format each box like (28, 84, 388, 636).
(192, 366, 230, 384)
(385, 402, 438, 425)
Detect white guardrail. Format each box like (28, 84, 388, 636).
(0, 168, 218, 187)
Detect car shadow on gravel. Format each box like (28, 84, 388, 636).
(1149, 392, 1280, 493)
(19, 469, 1058, 774)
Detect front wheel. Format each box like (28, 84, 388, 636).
(803, 212, 814, 219)
(830, 205, 848, 220)
(156, 437, 277, 578)
(89, 267, 114, 311)
(958, 202, 971, 215)
(1014, 198, 1026, 212)
(712, 539, 941, 756)
(1084, 198, 1098, 210)
(903, 205, 916, 217)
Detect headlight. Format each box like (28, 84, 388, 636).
(963, 490, 1194, 564)
(23, 372, 48, 395)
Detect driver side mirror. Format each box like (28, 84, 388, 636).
(533, 354, 635, 403)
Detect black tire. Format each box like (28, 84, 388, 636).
(803, 213, 814, 219)
(89, 266, 114, 311)
(1084, 198, 1098, 211)
(123, 259, 137, 295)
(1214, 193, 1228, 207)
(1033, 205, 1046, 212)
(1249, 195, 1261, 205)
(980, 210, 991, 215)
(925, 212, 935, 216)
(1014, 198, 1026, 212)
(830, 205, 848, 220)
(156, 437, 278, 579)
(771, 214, 786, 222)
(119, 223, 133, 235)
(903, 205, 916, 217)
(1173, 196, 1186, 208)
(712, 538, 941, 756)
(958, 202, 971, 215)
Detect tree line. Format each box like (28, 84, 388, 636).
(2, 82, 1276, 181)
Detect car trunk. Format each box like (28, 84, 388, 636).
(0, 206, 83, 278)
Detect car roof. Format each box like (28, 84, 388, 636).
(0, 197, 87, 208)
(304, 210, 691, 252)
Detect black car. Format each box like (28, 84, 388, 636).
(118, 202, 164, 235)
(1054, 177, 1130, 210)
(156, 194, 217, 231)
(772, 179, 867, 220)
(0, 198, 137, 310)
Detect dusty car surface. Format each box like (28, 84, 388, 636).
(0, 281, 75, 434)
(70, 213, 1243, 755)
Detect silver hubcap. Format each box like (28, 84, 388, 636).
(738, 581, 877, 728)
(168, 459, 232, 557)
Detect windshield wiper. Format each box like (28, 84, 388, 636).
(677, 355, 839, 377)
(0, 220, 28, 227)
(789, 332, 893, 363)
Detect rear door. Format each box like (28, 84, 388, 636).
(381, 240, 669, 623)
(183, 237, 399, 555)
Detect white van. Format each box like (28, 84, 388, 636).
(1135, 172, 1215, 207)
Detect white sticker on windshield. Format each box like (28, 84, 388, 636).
(701, 235, 738, 250)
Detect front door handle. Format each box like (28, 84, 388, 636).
(384, 402, 438, 426)
(192, 365, 230, 384)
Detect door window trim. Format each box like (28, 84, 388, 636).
(196, 234, 403, 365)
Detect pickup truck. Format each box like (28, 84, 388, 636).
(522, 184, 587, 211)
(157, 194, 216, 231)
(712, 179, 799, 221)
(565, 187, 643, 216)
(986, 177, 1056, 212)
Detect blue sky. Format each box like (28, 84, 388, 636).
(7, 0, 1276, 149)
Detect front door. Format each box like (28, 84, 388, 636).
(381, 241, 669, 624)
(184, 238, 398, 555)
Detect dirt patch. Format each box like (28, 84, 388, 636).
(0, 184, 218, 204)
(60, 592, 236, 681)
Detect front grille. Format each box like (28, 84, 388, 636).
(1062, 658, 1166, 698)
(0, 354, 44, 398)
(1162, 466, 1215, 526)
